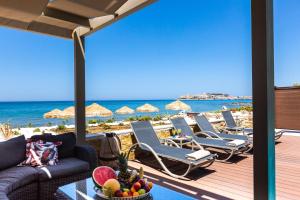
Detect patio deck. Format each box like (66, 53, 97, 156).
(128, 135, 300, 200)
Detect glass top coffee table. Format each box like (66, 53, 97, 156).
(58, 178, 195, 200)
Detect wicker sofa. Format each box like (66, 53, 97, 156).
(0, 133, 97, 200)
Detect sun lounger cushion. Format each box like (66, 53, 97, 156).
(185, 150, 211, 161)
(226, 139, 246, 147)
(152, 145, 213, 165)
(0, 166, 38, 194)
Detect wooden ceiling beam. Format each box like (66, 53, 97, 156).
(83, 0, 157, 37)
(27, 21, 73, 39)
(43, 7, 91, 27)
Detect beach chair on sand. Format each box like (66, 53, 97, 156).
(128, 121, 216, 179)
(222, 110, 283, 141)
(171, 118, 250, 162)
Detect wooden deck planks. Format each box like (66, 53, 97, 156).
(128, 136, 300, 200)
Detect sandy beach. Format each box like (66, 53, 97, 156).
(2, 108, 296, 144)
(1, 110, 251, 140)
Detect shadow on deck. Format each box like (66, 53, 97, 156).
(128, 135, 300, 200)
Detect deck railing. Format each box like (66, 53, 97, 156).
(275, 87, 300, 130)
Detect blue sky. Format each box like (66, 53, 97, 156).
(0, 0, 299, 101)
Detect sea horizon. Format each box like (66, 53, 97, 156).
(0, 99, 177, 103)
(0, 99, 252, 128)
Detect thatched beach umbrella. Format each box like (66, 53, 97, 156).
(43, 109, 63, 119)
(61, 106, 75, 118)
(86, 103, 113, 117)
(116, 106, 135, 115)
(165, 100, 191, 111)
(136, 103, 159, 113)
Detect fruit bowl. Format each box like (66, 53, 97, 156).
(95, 189, 152, 200)
(92, 154, 154, 200)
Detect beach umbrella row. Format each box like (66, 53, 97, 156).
(44, 103, 112, 119)
(44, 100, 191, 119)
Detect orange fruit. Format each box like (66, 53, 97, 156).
(148, 182, 153, 189)
(122, 192, 129, 197)
(133, 192, 139, 197)
(130, 187, 136, 193)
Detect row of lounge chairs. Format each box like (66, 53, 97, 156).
(222, 110, 284, 140)
(127, 111, 283, 179)
(171, 116, 251, 161)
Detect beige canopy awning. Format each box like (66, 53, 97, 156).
(165, 100, 191, 111)
(0, 0, 156, 39)
(115, 106, 135, 114)
(136, 103, 159, 113)
(86, 103, 113, 117)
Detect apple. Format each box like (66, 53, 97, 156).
(138, 189, 146, 195)
(133, 182, 141, 191)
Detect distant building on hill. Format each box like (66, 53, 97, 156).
(179, 93, 252, 100)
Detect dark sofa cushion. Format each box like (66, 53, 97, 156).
(75, 145, 97, 171)
(0, 135, 26, 170)
(31, 132, 76, 159)
(0, 166, 38, 194)
(30, 134, 47, 142)
(37, 158, 89, 181)
(0, 192, 8, 200)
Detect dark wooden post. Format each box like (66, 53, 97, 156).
(252, 0, 275, 199)
(74, 31, 86, 144)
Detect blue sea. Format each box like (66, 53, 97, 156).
(0, 100, 251, 128)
